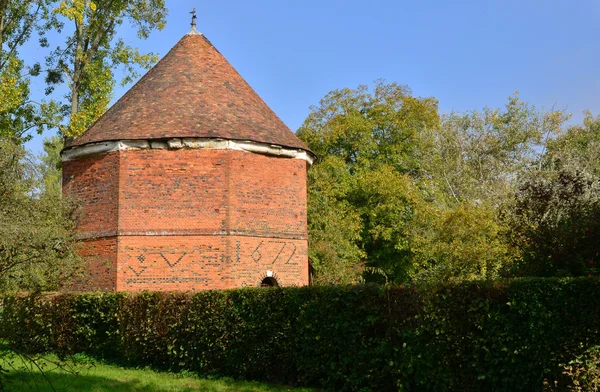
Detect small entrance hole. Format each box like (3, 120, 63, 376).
(260, 277, 278, 287)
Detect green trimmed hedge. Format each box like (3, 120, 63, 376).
(2, 279, 600, 391)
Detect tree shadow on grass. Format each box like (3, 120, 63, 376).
(3, 369, 312, 392)
(0, 346, 313, 392)
(4, 371, 150, 392)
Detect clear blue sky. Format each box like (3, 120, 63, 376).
(24, 0, 600, 154)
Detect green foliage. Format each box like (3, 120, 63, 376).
(48, 0, 167, 138)
(3, 280, 600, 391)
(546, 111, 600, 175)
(299, 84, 568, 285)
(298, 81, 440, 284)
(395, 278, 600, 391)
(350, 164, 420, 283)
(0, 286, 399, 391)
(0, 0, 57, 142)
(561, 345, 600, 392)
(503, 168, 600, 277)
(405, 95, 569, 285)
(306, 156, 364, 284)
(38, 135, 63, 196)
(499, 111, 600, 278)
(298, 80, 439, 173)
(0, 56, 32, 140)
(0, 139, 80, 292)
(420, 94, 568, 206)
(409, 202, 517, 285)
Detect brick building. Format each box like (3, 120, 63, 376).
(61, 25, 315, 291)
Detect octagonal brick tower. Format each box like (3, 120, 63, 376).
(61, 27, 315, 291)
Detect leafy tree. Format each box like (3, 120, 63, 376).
(47, 0, 167, 140)
(409, 202, 517, 286)
(0, 139, 80, 292)
(405, 95, 568, 284)
(0, 0, 55, 142)
(38, 134, 63, 195)
(545, 110, 600, 175)
(500, 111, 600, 277)
(349, 164, 422, 283)
(420, 93, 569, 207)
(503, 167, 600, 277)
(299, 84, 571, 285)
(299, 81, 439, 174)
(306, 156, 365, 284)
(298, 81, 439, 283)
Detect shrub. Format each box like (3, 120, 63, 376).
(562, 346, 600, 391)
(2, 279, 600, 391)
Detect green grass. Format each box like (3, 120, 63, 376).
(0, 350, 315, 392)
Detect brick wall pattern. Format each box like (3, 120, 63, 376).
(62, 148, 308, 291)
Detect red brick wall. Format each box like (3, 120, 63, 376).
(229, 236, 308, 287)
(118, 149, 228, 234)
(63, 147, 308, 291)
(229, 152, 307, 239)
(63, 152, 119, 238)
(116, 235, 308, 291)
(68, 238, 118, 291)
(117, 235, 231, 291)
(63, 152, 119, 291)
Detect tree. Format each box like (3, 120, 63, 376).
(47, 0, 167, 140)
(545, 110, 600, 175)
(0, 139, 80, 292)
(0, 0, 55, 142)
(298, 81, 439, 284)
(503, 167, 600, 277)
(409, 202, 517, 286)
(349, 163, 422, 283)
(419, 93, 569, 207)
(299, 84, 572, 285)
(298, 81, 439, 174)
(403, 95, 569, 284)
(498, 111, 600, 277)
(306, 156, 364, 284)
(38, 134, 63, 195)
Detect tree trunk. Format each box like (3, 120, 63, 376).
(64, 5, 85, 146)
(0, 0, 7, 54)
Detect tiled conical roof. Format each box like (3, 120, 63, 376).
(70, 31, 311, 153)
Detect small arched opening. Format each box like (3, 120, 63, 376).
(260, 277, 279, 288)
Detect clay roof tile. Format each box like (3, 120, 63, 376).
(70, 32, 311, 154)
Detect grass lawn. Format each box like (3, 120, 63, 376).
(0, 350, 315, 392)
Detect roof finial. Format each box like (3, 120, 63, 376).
(188, 8, 201, 35)
(190, 8, 197, 27)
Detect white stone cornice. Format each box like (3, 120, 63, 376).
(61, 138, 316, 166)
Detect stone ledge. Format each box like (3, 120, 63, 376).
(62, 138, 316, 165)
(77, 230, 308, 241)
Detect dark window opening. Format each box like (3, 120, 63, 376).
(260, 277, 278, 287)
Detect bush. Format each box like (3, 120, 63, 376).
(561, 346, 600, 391)
(2, 279, 600, 391)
